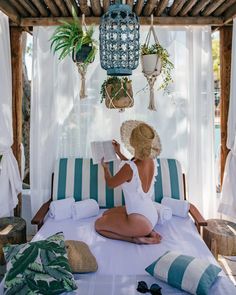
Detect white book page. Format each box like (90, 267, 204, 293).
(103, 141, 117, 162)
(91, 141, 117, 164)
(91, 141, 104, 164)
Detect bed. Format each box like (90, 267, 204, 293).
(1, 157, 235, 294)
(28, 210, 236, 294)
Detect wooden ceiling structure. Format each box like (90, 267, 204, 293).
(0, 0, 236, 27)
(0, 1, 234, 216)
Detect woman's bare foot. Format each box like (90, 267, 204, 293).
(132, 235, 161, 245)
(147, 230, 162, 240)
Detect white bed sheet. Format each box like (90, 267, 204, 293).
(0, 210, 235, 295)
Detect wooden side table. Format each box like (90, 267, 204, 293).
(0, 217, 26, 264)
(203, 219, 236, 259)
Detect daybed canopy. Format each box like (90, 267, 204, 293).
(0, 0, 235, 220)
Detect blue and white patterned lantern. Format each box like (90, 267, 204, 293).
(99, 1, 140, 76)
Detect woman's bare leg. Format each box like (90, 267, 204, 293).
(102, 206, 126, 216)
(95, 211, 161, 244)
(97, 230, 160, 244)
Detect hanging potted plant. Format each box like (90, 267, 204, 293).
(141, 16, 174, 111)
(100, 77, 134, 111)
(141, 43, 174, 92)
(50, 10, 97, 99)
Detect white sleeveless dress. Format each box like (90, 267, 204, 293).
(120, 160, 158, 228)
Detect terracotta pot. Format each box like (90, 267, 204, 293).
(105, 81, 134, 109)
(141, 54, 162, 76)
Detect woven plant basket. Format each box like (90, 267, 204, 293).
(105, 80, 134, 110)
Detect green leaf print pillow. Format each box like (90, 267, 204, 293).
(3, 232, 77, 295)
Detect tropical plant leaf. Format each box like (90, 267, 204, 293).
(36, 241, 66, 254)
(44, 265, 72, 280)
(4, 281, 27, 295)
(63, 277, 78, 291)
(6, 245, 38, 281)
(48, 256, 70, 270)
(3, 244, 23, 263)
(27, 261, 46, 274)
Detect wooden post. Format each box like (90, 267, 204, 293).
(10, 26, 23, 217)
(220, 26, 232, 187)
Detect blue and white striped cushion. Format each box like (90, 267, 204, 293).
(154, 158, 184, 202)
(52, 158, 184, 207)
(145, 251, 221, 295)
(52, 158, 124, 208)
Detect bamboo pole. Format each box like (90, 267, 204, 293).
(179, 0, 198, 16)
(155, 0, 169, 16)
(220, 26, 232, 187)
(169, 0, 186, 16)
(10, 27, 23, 217)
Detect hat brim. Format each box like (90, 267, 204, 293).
(120, 120, 162, 158)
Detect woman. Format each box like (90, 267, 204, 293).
(95, 120, 162, 244)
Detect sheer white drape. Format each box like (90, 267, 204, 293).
(0, 12, 22, 217)
(218, 18, 236, 219)
(31, 26, 216, 218)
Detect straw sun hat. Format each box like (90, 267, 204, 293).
(120, 120, 162, 160)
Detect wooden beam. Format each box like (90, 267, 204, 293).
(213, 0, 236, 17)
(65, 0, 80, 16)
(201, 0, 225, 16)
(179, 0, 197, 16)
(79, 0, 91, 16)
(103, 0, 110, 13)
(31, 0, 48, 17)
(224, 3, 236, 23)
(0, 0, 21, 25)
(126, 0, 134, 10)
(44, 0, 61, 16)
(134, 0, 145, 16)
(143, 0, 158, 16)
(220, 26, 232, 187)
(90, 0, 102, 16)
(18, 0, 39, 17)
(10, 27, 23, 217)
(190, 0, 211, 16)
(9, 0, 30, 17)
(155, 0, 169, 16)
(169, 0, 186, 16)
(54, 0, 70, 16)
(20, 16, 224, 26)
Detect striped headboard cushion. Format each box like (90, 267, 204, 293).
(154, 158, 184, 203)
(52, 158, 184, 207)
(52, 158, 124, 208)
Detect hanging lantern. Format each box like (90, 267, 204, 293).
(99, 1, 140, 76)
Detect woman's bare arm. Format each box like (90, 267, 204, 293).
(103, 163, 132, 188)
(112, 140, 128, 161)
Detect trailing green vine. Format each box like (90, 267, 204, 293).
(141, 43, 174, 91)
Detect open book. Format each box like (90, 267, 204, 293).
(91, 141, 117, 165)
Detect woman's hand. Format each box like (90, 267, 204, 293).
(101, 157, 109, 169)
(112, 140, 121, 155)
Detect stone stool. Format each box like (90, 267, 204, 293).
(0, 217, 26, 264)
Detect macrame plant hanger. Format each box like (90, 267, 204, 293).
(142, 15, 162, 111)
(75, 14, 88, 99)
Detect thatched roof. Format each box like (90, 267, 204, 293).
(0, 0, 235, 27)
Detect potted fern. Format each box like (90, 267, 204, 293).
(100, 77, 134, 111)
(50, 11, 97, 98)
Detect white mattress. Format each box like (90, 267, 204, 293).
(1, 210, 235, 295)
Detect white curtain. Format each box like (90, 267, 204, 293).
(0, 12, 22, 217)
(31, 25, 216, 218)
(218, 18, 236, 219)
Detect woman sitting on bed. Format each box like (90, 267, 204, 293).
(95, 120, 162, 244)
